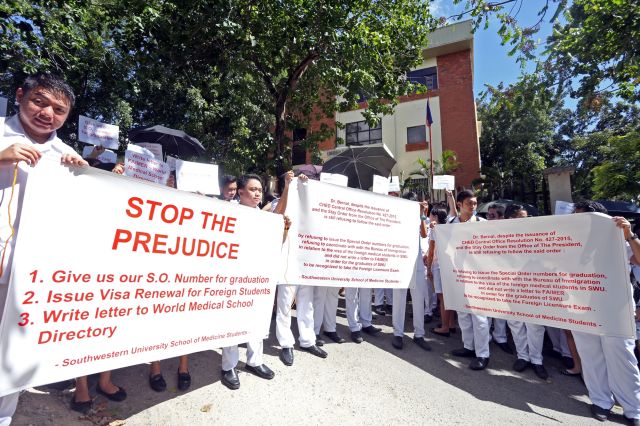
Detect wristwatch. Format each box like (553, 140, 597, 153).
(627, 233, 638, 241)
(420, 215, 427, 221)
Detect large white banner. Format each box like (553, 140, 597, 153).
(0, 165, 283, 396)
(435, 213, 635, 338)
(78, 115, 120, 149)
(286, 179, 418, 288)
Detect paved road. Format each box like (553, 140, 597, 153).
(12, 299, 628, 425)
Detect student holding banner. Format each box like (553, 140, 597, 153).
(502, 204, 549, 380)
(0, 73, 89, 423)
(572, 202, 640, 424)
(447, 190, 492, 370)
(273, 172, 328, 365)
(391, 193, 431, 351)
(220, 174, 277, 389)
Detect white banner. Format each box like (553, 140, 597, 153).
(176, 159, 220, 195)
(435, 213, 635, 337)
(82, 146, 117, 164)
(0, 96, 7, 117)
(78, 115, 119, 149)
(0, 165, 283, 396)
(125, 145, 170, 185)
(286, 179, 418, 288)
(432, 175, 455, 190)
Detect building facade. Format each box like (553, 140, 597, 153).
(293, 20, 481, 193)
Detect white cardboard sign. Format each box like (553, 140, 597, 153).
(124, 144, 169, 185)
(432, 175, 455, 190)
(555, 200, 575, 215)
(0, 165, 284, 396)
(435, 213, 635, 337)
(82, 146, 117, 164)
(133, 142, 163, 160)
(320, 173, 348, 187)
(388, 176, 400, 192)
(175, 159, 220, 195)
(78, 115, 120, 149)
(372, 175, 389, 194)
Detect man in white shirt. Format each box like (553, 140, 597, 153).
(0, 73, 86, 426)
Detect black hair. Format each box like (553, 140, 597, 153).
(403, 191, 418, 202)
(456, 189, 475, 204)
(430, 207, 448, 224)
(21, 73, 75, 107)
(573, 200, 608, 214)
(237, 173, 263, 190)
(504, 203, 526, 219)
(487, 203, 505, 218)
(220, 174, 237, 187)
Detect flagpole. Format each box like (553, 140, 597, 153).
(427, 96, 434, 202)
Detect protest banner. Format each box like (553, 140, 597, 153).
(320, 172, 348, 187)
(435, 213, 635, 338)
(176, 159, 220, 195)
(0, 96, 7, 117)
(0, 164, 284, 396)
(124, 144, 170, 185)
(166, 155, 178, 172)
(82, 146, 117, 164)
(285, 179, 418, 288)
(432, 175, 455, 190)
(133, 142, 163, 160)
(372, 175, 389, 194)
(78, 115, 120, 149)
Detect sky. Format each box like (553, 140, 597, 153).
(430, 0, 558, 98)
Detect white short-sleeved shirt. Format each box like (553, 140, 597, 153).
(0, 115, 76, 286)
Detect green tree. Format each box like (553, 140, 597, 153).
(592, 132, 640, 201)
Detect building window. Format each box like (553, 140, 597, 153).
(345, 121, 382, 146)
(407, 125, 426, 144)
(292, 128, 307, 165)
(406, 66, 438, 90)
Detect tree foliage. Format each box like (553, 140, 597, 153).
(592, 132, 640, 201)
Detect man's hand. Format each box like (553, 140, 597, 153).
(283, 214, 292, 230)
(613, 216, 633, 239)
(112, 163, 125, 175)
(419, 201, 429, 214)
(87, 145, 105, 159)
(61, 153, 88, 167)
(0, 143, 42, 166)
(283, 170, 295, 187)
(297, 173, 308, 182)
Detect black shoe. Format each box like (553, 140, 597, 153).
(300, 344, 328, 358)
(324, 331, 346, 344)
(532, 364, 549, 380)
(424, 314, 433, 324)
(149, 374, 167, 392)
(70, 398, 92, 414)
(315, 334, 325, 346)
(280, 347, 294, 366)
(469, 357, 490, 370)
(451, 348, 476, 358)
(513, 359, 530, 372)
(351, 330, 363, 343)
(392, 335, 404, 349)
(373, 305, 386, 316)
(590, 404, 610, 422)
(177, 370, 191, 391)
(96, 384, 127, 402)
(221, 368, 240, 390)
(430, 327, 450, 337)
(495, 341, 514, 355)
(625, 416, 640, 426)
(384, 304, 392, 315)
(362, 325, 381, 335)
(562, 356, 575, 369)
(413, 336, 431, 351)
(245, 364, 275, 380)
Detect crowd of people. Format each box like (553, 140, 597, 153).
(1, 73, 640, 425)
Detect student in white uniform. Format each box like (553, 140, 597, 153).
(502, 204, 549, 380)
(345, 287, 380, 343)
(391, 193, 431, 351)
(0, 73, 88, 424)
(572, 202, 640, 424)
(313, 286, 345, 343)
(220, 174, 277, 389)
(447, 190, 491, 370)
(274, 172, 327, 365)
(427, 206, 456, 336)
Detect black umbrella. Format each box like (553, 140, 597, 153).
(322, 145, 396, 190)
(128, 125, 205, 159)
